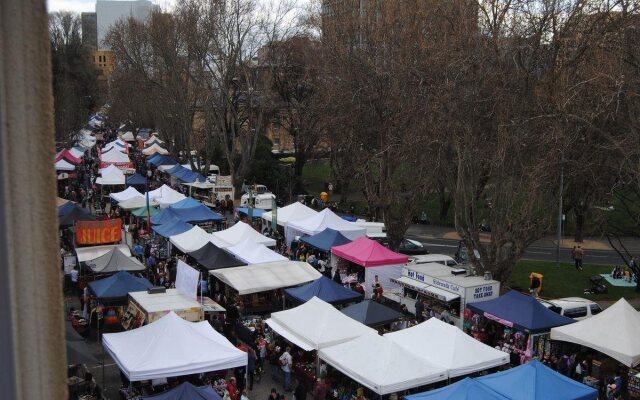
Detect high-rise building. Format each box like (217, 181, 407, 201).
(96, 0, 154, 50)
(81, 12, 98, 51)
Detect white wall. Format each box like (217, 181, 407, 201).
(96, 0, 154, 50)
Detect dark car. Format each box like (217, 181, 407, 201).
(374, 237, 430, 255)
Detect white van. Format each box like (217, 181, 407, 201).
(539, 297, 602, 320)
(408, 254, 459, 267)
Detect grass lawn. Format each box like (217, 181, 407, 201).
(508, 260, 640, 302)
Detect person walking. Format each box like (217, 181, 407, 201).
(415, 297, 425, 323)
(279, 346, 293, 392)
(247, 346, 257, 391)
(574, 246, 584, 271)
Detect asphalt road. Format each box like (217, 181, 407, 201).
(405, 236, 625, 266)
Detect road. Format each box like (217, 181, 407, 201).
(404, 236, 624, 266)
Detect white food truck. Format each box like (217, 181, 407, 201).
(385, 262, 500, 329)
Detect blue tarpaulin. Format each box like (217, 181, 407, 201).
(466, 291, 575, 334)
(142, 382, 222, 400)
(284, 276, 363, 305)
(170, 204, 223, 222)
(236, 207, 266, 218)
(171, 197, 202, 209)
(58, 205, 95, 227)
(147, 155, 177, 167)
(151, 208, 182, 225)
(58, 201, 80, 216)
(165, 165, 206, 183)
(406, 378, 508, 400)
(340, 300, 402, 326)
(300, 228, 352, 252)
(407, 361, 597, 400)
(126, 173, 147, 186)
(152, 219, 193, 238)
(476, 360, 598, 400)
(339, 214, 357, 222)
(87, 271, 152, 301)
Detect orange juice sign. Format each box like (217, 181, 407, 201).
(75, 219, 122, 245)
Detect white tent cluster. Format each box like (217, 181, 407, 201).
(265, 297, 509, 395)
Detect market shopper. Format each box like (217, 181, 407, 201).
(574, 246, 584, 271)
(415, 298, 425, 323)
(279, 346, 293, 392)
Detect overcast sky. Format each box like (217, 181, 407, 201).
(48, 0, 179, 13)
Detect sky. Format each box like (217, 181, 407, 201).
(47, 0, 177, 13)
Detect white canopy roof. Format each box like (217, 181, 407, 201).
(142, 143, 169, 156)
(319, 331, 448, 395)
(262, 201, 318, 226)
(129, 289, 201, 314)
(101, 148, 131, 164)
(170, 226, 230, 254)
(285, 208, 366, 245)
(385, 318, 509, 377)
(55, 158, 76, 171)
(110, 187, 143, 203)
(120, 131, 135, 142)
(103, 312, 247, 381)
(144, 135, 164, 145)
(75, 244, 132, 263)
(103, 138, 129, 149)
(265, 297, 375, 351)
(225, 238, 286, 264)
(118, 196, 160, 210)
(212, 221, 276, 248)
(209, 261, 321, 295)
(96, 166, 126, 185)
(550, 298, 640, 367)
(147, 185, 186, 208)
(69, 147, 85, 159)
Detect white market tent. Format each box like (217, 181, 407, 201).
(110, 187, 143, 203)
(144, 135, 164, 145)
(103, 312, 247, 381)
(285, 208, 366, 245)
(385, 318, 509, 377)
(119, 131, 135, 142)
(265, 297, 375, 351)
(75, 244, 132, 263)
(262, 201, 318, 227)
(55, 159, 76, 171)
(101, 149, 131, 164)
(319, 331, 448, 395)
(169, 226, 230, 253)
(147, 184, 186, 208)
(225, 238, 287, 264)
(212, 221, 276, 248)
(209, 261, 322, 295)
(550, 298, 640, 367)
(96, 166, 126, 185)
(103, 138, 129, 150)
(142, 143, 169, 156)
(69, 147, 85, 159)
(118, 196, 159, 210)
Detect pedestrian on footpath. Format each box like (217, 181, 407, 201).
(574, 246, 584, 271)
(279, 346, 293, 392)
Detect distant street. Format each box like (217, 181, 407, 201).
(405, 234, 625, 266)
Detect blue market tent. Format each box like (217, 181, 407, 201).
(126, 173, 147, 186)
(142, 382, 222, 400)
(236, 207, 266, 218)
(171, 197, 202, 209)
(147, 155, 177, 167)
(339, 214, 357, 222)
(466, 291, 575, 334)
(170, 204, 223, 223)
(87, 271, 152, 302)
(340, 299, 403, 326)
(406, 378, 508, 400)
(151, 208, 182, 225)
(59, 205, 95, 227)
(284, 276, 363, 305)
(152, 219, 193, 238)
(300, 228, 352, 252)
(165, 165, 206, 183)
(476, 360, 598, 400)
(58, 201, 80, 216)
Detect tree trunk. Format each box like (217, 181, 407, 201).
(293, 152, 307, 194)
(438, 190, 451, 223)
(574, 206, 586, 243)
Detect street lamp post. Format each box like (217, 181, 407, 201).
(146, 169, 152, 233)
(556, 153, 564, 268)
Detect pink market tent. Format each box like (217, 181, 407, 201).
(55, 148, 82, 164)
(331, 237, 408, 267)
(331, 237, 408, 298)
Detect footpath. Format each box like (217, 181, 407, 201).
(405, 223, 640, 252)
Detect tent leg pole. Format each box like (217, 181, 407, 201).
(315, 353, 320, 378)
(102, 344, 106, 396)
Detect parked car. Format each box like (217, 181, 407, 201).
(374, 237, 430, 255)
(538, 297, 603, 320)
